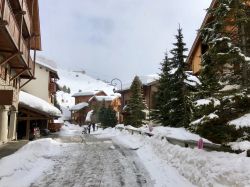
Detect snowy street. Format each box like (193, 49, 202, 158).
(30, 134, 151, 187)
(2, 124, 250, 187)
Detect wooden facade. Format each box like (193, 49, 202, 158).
(0, 0, 41, 143)
(71, 91, 107, 124)
(120, 81, 158, 111)
(187, 0, 250, 74)
(73, 91, 107, 104)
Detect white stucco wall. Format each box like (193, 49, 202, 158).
(21, 63, 50, 102)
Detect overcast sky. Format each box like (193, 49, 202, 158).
(39, 0, 211, 83)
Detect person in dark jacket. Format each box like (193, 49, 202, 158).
(91, 112, 97, 132)
(88, 123, 91, 134)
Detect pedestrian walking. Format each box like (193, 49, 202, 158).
(88, 124, 91, 134)
(90, 111, 97, 132)
(92, 123, 96, 131)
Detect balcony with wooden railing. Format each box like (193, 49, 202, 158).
(0, 0, 34, 77)
(49, 82, 57, 94)
(21, 0, 31, 35)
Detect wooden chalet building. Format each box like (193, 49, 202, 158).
(70, 90, 107, 124)
(187, 0, 250, 74)
(120, 75, 159, 120)
(17, 58, 61, 140)
(88, 95, 122, 122)
(0, 0, 41, 143)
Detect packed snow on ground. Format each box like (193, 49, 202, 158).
(19, 91, 61, 117)
(59, 122, 83, 136)
(95, 127, 250, 187)
(0, 139, 65, 187)
(228, 113, 250, 129)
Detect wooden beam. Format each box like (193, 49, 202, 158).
(10, 68, 27, 81)
(19, 78, 32, 89)
(0, 50, 16, 53)
(11, 66, 26, 70)
(0, 53, 19, 66)
(18, 117, 51, 121)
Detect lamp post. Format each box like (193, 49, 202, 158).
(110, 78, 124, 123)
(110, 78, 123, 107)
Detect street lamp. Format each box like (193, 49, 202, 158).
(110, 78, 124, 107)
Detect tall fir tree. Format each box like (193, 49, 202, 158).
(169, 27, 191, 127)
(124, 76, 146, 127)
(152, 27, 191, 127)
(98, 100, 106, 125)
(103, 106, 117, 128)
(151, 53, 174, 126)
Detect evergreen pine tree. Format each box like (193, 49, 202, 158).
(98, 100, 106, 126)
(124, 76, 146, 127)
(62, 85, 67, 93)
(103, 106, 117, 128)
(151, 53, 174, 126)
(169, 27, 191, 127)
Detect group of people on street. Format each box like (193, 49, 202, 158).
(82, 123, 96, 134)
(83, 111, 98, 134)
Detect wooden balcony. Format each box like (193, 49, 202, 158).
(0, 0, 34, 78)
(49, 82, 57, 94)
(19, 0, 31, 35)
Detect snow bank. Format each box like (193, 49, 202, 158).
(228, 113, 250, 129)
(0, 139, 63, 187)
(19, 91, 61, 117)
(147, 126, 211, 143)
(119, 125, 211, 143)
(95, 128, 250, 187)
(229, 141, 250, 151)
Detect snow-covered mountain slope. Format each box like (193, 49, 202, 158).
(56, 69, 114, 109)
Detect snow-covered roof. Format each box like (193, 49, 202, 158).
(122, 74, 159, 91)
(89, 95, 118, 102)
(70, 102, 89, 111)
(121, 72, 200, 91)
(72, 90, 103, 97)
(36, 56, 58, 76)
(19, 91, 61, 117)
